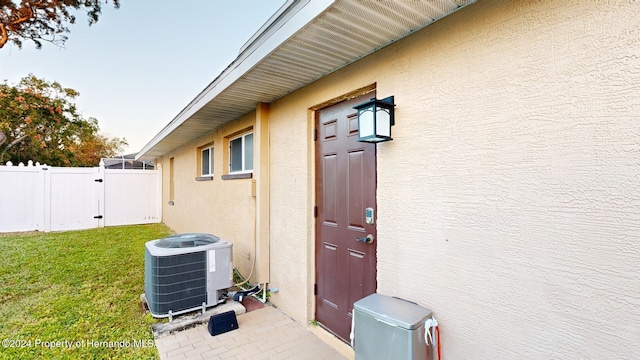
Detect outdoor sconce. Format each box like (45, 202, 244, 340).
(353, 96, 395, 143)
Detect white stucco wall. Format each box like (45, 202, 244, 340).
(267, 0, 640, 358)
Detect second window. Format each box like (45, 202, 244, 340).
(229, 132, 253, 173)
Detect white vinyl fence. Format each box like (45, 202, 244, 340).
(0, 161, 161, 232)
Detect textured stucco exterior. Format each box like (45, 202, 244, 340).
(155, 0, 639, 358)
(269, 1, 640, 358)
(158, 112, 257, 276)
(373, 1, 640, 358)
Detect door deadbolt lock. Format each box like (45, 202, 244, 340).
(355, 234, 374, 244)
(365, 207, 374, 225)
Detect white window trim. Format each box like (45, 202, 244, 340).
(201, 146, 214, 176)
(229, 132, 253, 174)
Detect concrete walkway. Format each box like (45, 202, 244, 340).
(155, 305, 348, 360)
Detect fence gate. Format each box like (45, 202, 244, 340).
(0, 161, 161, 233)
(48, 167, 102, 232)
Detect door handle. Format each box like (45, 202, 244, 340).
(355, 234, 374, 244)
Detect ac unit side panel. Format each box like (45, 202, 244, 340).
(206, 246, 234, 293)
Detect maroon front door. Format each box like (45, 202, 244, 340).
(315, 93, 377, 342)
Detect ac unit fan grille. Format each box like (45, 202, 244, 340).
(145, 250, 207, 315)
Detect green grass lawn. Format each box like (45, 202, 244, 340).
(0, 224, 173, 360)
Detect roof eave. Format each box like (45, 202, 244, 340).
(136, 0, 477, 161)
(136, 0, 335, 161)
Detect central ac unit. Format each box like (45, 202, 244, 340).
(144, 233, 233, 318)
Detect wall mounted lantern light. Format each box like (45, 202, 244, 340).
(353, 96, 395, 143)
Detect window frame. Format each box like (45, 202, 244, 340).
(229, 132, 253, 174)
(200, 145, 214, 177)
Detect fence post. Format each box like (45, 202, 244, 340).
(43, 164, 52, 232)
(97, 160, 106, 228)
(34, 164, 46, 232)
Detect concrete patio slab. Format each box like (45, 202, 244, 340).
(149, 299, 245, 338)
(155, 304, 350, 360)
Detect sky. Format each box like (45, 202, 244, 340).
(0, 1, 285, 154)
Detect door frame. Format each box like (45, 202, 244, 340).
(309, 84, 378, 339)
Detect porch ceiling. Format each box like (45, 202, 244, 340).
(137, 0, 476, 160)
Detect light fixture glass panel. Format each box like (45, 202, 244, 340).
(376, 108, 391, 138)
(358, 107, 375, 138)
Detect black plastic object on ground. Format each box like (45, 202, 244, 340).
(208, 310, 238, 336)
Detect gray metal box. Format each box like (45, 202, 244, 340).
(353, 293, 432, 360)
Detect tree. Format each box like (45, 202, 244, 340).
(67, 126, 128, 166)
(0, 0, 120, 49)
(0, 74, 127, 166)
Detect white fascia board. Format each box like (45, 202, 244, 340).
(238, 0, 298, 56)
(137, 0, 336, 160)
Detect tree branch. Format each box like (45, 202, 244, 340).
(5, 133, 28, 150)
(0, 23, 7, 48)
(1, 1, 119, 50)
(10, 8, 34, 26)
(0, 4, 34, 49)
(0, 133, 28, 163)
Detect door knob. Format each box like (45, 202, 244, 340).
(355, 234, 374, 244)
